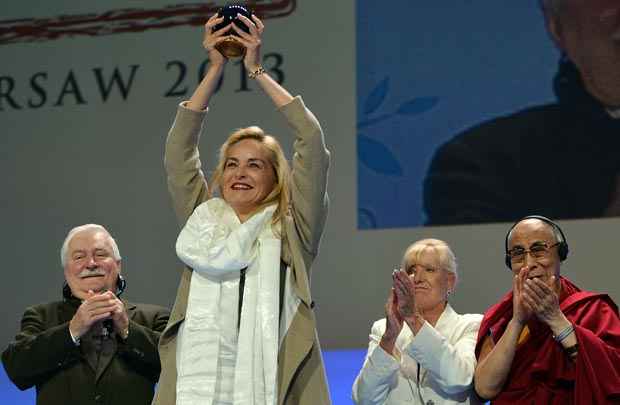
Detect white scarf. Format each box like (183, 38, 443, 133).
(175, 198, 292, 405)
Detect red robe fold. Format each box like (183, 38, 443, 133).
(475, 277, 620, 404)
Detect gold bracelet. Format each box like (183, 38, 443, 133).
(248, 66, 265, 79)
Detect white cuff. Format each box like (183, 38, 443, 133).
(69, 328, 81, 346)
(368, 344, 401, 374)
(404, 320, 443, 362)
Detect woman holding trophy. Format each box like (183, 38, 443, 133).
(153, 7, 332, 405)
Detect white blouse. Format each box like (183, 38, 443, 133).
(352, 304, 483, 405)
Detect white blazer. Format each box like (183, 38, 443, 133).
(352, 304, 483, 405)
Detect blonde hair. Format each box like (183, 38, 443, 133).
(401, 238, 458, 286)
(210, 126, 291, 226)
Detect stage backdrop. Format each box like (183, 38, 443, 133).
(356, 1, 560, 228)
(2, 0, 620, 375)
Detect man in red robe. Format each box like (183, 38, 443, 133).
(474, 215, 620, 404)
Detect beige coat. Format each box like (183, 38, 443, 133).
(152, 96, 332, 405)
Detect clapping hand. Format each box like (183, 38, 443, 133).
(380, 288, 403, 355)
(511, 268, 534, 326)
(69, 290, 128, 339)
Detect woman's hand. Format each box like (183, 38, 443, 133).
(186, 14, 230, 110)
(203, 14, 231, 68)
(393, 269, 426, 334)
(392, 269, 416, 321)
(232, 14, 265, 72)
(379, 288, 403, 355)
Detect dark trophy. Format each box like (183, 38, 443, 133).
(213, 4, 252, 58)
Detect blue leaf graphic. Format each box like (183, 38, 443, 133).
(358, 134, 403, 176)
(363, 77, 389, 116)
(358, 207, 378, 229)
(396, 97, 439, 116)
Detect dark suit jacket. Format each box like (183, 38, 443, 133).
(2, 297, 170, 405)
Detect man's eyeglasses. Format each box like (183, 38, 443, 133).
(507, 242, 560, 263)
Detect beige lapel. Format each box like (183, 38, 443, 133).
(277, 303, 314, 405)
(152, 267, 193, 405)
(282, 218, 312, 307)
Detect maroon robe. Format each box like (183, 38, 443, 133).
(475, 277, 620, 404)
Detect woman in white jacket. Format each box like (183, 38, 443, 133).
(352, 239, 482, 405)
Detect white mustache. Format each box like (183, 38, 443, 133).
(78, 268, 106, 278)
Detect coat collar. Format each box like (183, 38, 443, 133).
(434, 303, 458, 334)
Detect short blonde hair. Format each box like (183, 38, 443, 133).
(210, 126, 290, 226)
(401, 238, 458, 285)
